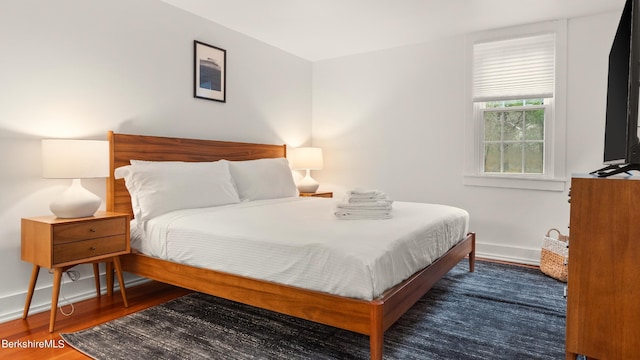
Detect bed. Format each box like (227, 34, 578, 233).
(106, 131, 476, 359)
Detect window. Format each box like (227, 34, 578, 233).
(464, 21, 566, 191)
(481, 99, 547, 174)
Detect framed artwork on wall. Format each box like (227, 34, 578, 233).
(194, 40, 226, 102)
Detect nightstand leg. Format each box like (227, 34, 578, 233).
(92, 263, 101, 296)
(112, 256, 128, 307)
(49, 268, 63, 333)
(22, 264, 40, 319)
(106, 261, 114, 296)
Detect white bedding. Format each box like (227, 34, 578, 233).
(131, 197, 469, 300)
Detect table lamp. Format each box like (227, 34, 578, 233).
(290, 147, 323, 193)
(42, 139, 109, 218)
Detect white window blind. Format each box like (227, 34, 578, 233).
(473, 33, 556, 102)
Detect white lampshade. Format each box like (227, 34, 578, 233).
(42, 139, 109, 179)
(290, 147, 323, 193)
(290, 147, 323, 170)
(42, 139, 109, 218)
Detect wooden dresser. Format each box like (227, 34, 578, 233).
(566, 176, 640, 359)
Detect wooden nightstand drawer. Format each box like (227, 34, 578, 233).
(53, 217, 126, 244)
(53, 235, 127, 264)
(22, 212, 130, 268)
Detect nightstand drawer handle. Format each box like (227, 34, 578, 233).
(90, 246, 96, 251)
(89, 228, 96, 233)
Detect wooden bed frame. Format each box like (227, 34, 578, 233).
(106, 131, 476, 359)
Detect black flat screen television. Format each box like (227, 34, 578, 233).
(594, 0, 640, 177)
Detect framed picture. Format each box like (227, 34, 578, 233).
(194, 40, 226, 102)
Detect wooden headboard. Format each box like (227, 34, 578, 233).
(106, 131, 287, 217)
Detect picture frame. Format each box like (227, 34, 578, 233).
(194, 40, 226, 102)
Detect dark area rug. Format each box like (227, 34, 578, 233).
(61, 260, 566, 359)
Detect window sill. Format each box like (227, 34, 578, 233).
(463, 175, 566, 191)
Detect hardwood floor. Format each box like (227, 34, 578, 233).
(0, 281, 191, 360)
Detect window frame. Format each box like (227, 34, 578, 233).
(464, 20, 567, 192)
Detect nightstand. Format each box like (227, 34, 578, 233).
(300, 192, 333, 198)
(21, 211, 130, 332)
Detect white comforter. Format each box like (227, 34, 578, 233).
(131, 197, 469, 300)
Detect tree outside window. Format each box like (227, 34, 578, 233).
(482, 99, 546, 174)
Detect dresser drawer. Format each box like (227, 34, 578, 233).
(53, 235, 127, 264)
(53, 217, 126, 244)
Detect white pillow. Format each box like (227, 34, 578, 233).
(224, 158, 298, 201)
(115, 160, 240, 221)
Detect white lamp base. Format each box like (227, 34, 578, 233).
(50, 179, 101, 218)
(297, 169, 320, 193)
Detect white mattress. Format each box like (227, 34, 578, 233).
(131, 197, 469, 300)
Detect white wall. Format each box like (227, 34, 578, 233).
(0, 0, 311, 321)
(312, 11, 620, 264)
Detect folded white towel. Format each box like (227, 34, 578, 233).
(336, 201, 392, 211)
(345, 189, 391, 204)
(347, 197, 393, 204)
(346, 189, 384, 196)
(334, 210, 392, 220)
(337, 189, 394, 219)
(347, 193, 387, 199)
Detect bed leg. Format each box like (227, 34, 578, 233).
(468, 232, 476, 272)
(370, 330, 383, 360)
(370, 303, 384, 360)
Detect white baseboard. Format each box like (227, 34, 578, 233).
(475, 241, 541, 266)
(0, 273, 149, 324)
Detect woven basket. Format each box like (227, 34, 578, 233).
(540, 228, 569, 282)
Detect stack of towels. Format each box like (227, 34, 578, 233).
(334, 189, 393, 220)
